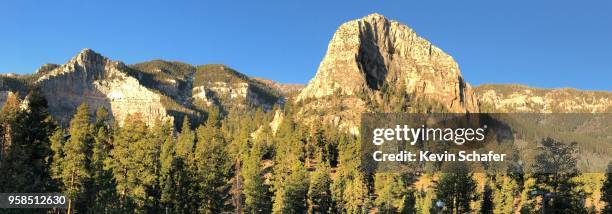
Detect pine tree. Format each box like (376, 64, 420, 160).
(242, 144, 272, 213)
(602, 162, 612, 213)
(308, 161, 333, 214)
(158, 119, 176, 181)
(0, 92, 22, 192)
(61, 104, 93, 213)
(271, 118, 307, 213)
(161, 157, 193, 213)
(531, 138, 586, 213)
(89, 106, 119, 212)
(193, 123, 234, 212)
(176, 116, 195, 159)
(490, 174, 519, 214)
(435, 163, 478, 213)
(341, 172, 370, 214)
(374, 172, 414, 213)
(481, 182, 493, 214)
(0, 89, 57, 193)
(49, 128, 66, 188)
(273, 161, 309, 214)
(331, 135, 370, 213)
(106, 114, 159, 211)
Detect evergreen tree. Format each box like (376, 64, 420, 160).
(481, 182, 493, 214)
(273, 161, 309, 214)
(490, 174, 519, 214)
(19, 89, 58, 191)
(435, 163, 478, 213)
(89, 106, 118, 212)
(531, 138, 586, 213)
(242, 144, 272, 213)
(60, 104, 93, 213)
(49, 128, 66, 189)
(374, 172, 414, 213)
(602, 162, 612, 213)
(331, 135, 370, 213)
(193, 123, 234, 212)
(106, 114, 159, 211)
(0, 92, 22, 192)
(0, 89, 57, 193)
(161, 157, 193, 213)
(176, 116, 195, 159)
(308, 161, 333, 214)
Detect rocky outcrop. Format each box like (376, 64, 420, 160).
(36, 49, 172, 125)
(296, 14, 479, 133)
(475, 84, 612, 113)
(252, 77, 305, 95)
(192, 64, 281, 111)
(35, 64, 60, 75)
(251, 109, 285, 139)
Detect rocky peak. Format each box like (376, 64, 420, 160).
(35, 48, 172, 126)
(68, 48, 109, 71)
(35, 64, 60, 75)
(296, 13, 479, 133)
(298, 13, 477, 111)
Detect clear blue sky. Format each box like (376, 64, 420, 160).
(1, 0, 610, 90)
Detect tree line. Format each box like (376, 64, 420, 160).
(1, 89, 611, 213)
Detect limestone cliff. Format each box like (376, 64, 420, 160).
(36, 49, 172, 125)
(296, 14, 479, 133)
(192, 64, 281, 111)
(475, 84, 612, 113)
(1, 50, 283, 127)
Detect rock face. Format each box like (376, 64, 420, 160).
(192, 64, 281, 111)
(0, 50, 284, 127)
(36, 49, 172, 125)
(252, 77, 305, 95)
(475, 84, 612, 113)
(296, 14, 479, 133)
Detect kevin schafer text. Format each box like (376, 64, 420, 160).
(372, 150, 506, 162)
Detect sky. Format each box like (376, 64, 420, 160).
(1, 0, 610, 90)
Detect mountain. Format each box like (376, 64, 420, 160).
(475, 84, 612, 113)
(0, 49, 283, 127)
(1, 14, 611, 129)
(35, 49, 178, 125)
(295, 13, 480, 134)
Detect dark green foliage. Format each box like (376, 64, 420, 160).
(176, 116, 195, 159)
(274, 161, 309, 213)
(529, 138, 588, 213)
(434, 163, 478, 213)
(480, 183, 493, 214)
(60, 104, 93, 213)
(193, 123, 234, 212)
(105, 114, 160, 211)
(374, 172, 416, 213)
(308, 162, 333, 214)
(242, 144, 272, 213)
(161, 157, 193, 213)
(602, 163, 612, 213)
(0, 88, 57, 194)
